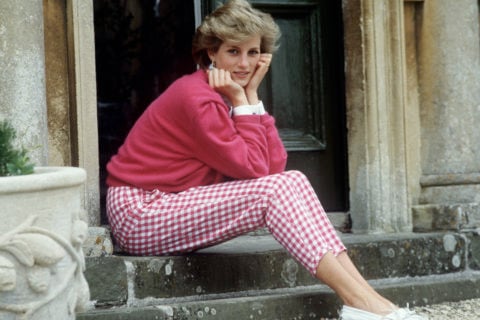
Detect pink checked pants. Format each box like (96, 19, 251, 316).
(107, 170, 346, 275)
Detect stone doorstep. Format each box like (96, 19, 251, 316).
(82, 231, 480, 308)
(78, 271, 480, 320)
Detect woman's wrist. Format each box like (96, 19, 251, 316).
(229, 92, 249, 107)
(246, 90, 259, 105)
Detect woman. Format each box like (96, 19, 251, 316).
(106, 1, 426, 319)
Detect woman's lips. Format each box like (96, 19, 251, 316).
(233, 71, 250, 78)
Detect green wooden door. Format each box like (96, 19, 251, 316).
(204, 0, 348, 211)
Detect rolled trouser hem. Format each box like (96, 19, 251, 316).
(310, 245, 348, 276)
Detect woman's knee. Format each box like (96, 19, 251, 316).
(282, 170, 306, 178)
(255, 171, 310, 199)
(280, 170, 310, 185)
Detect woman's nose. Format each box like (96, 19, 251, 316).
(238, 54, 249, 67)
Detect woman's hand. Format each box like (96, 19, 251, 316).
(245, 53, 272, 104)
(208, 68, 248, 106)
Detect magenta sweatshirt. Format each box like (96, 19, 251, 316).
(107, 69, 287, 192)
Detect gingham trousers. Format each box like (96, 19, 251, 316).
(107, 170, 346, 275)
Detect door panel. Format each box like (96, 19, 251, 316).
(264, 14, 325, 152)
(204, 0, 348, 211)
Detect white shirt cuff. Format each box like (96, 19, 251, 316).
(232, 101, 266, 116)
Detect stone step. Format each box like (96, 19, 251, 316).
(78, 271, 480, 319)
(78, 231, 480, 318)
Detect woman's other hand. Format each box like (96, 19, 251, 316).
(245, 53, 272, 104)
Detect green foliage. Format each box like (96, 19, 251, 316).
(0, 120, 35, 176)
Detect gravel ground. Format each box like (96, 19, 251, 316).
(414, 298, 480, 319)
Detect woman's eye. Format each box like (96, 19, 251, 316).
(248, 50, 260, 56)
(228, 49, 239, 55)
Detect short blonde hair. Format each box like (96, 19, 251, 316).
(192, 0, 281, 69)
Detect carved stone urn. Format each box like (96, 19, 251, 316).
(0, 167, 90, 320)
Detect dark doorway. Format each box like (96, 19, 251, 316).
(94, 0, 196, 223)
(94, 0, 348, 224)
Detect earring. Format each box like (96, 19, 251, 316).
(209, 60, 216, 70)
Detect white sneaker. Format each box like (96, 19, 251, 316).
(339, 305, 428, 320)
(383, 308, 428, 320)
(339, 305, 383, 320)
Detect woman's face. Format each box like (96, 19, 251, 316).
(208, 35, 262, 88)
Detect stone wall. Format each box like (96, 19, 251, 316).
(413, 0, 480, 230)
(0, 0, 49, 166)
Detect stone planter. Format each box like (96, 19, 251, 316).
(0, 167, 90, 319)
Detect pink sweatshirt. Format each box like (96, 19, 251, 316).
(106, 69, 287, 192)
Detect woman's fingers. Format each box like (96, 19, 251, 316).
(208, 68, 231, 88)
(246, 54, 273, 93)
(208, 68, 247, 105)
(259, 53, 272, 67)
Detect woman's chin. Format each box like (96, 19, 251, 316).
(234, 79, 249, 88)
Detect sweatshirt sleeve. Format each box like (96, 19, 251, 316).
(188, 101, 272, 179)
(231, 101, 287, 173)
(261, 113, 288, 174)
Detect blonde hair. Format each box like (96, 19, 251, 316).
(192, 0, 281, 69)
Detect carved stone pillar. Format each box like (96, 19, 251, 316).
(68, 0, 101, 226)
(0, 167, 90, 319)
(413, 0, 480, 230)
(343, 0, 411, 233)
(0, 0, 48, 165)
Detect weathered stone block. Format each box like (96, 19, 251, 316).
(126, 251, 316, 300)
(85, 256, 128, 307)
(466, 232, 480, 270)
(83, 227, 114, 257)
(412, 203, 480, 231)
(78, 307, 172, 320)
(347, 233, 466, 279)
